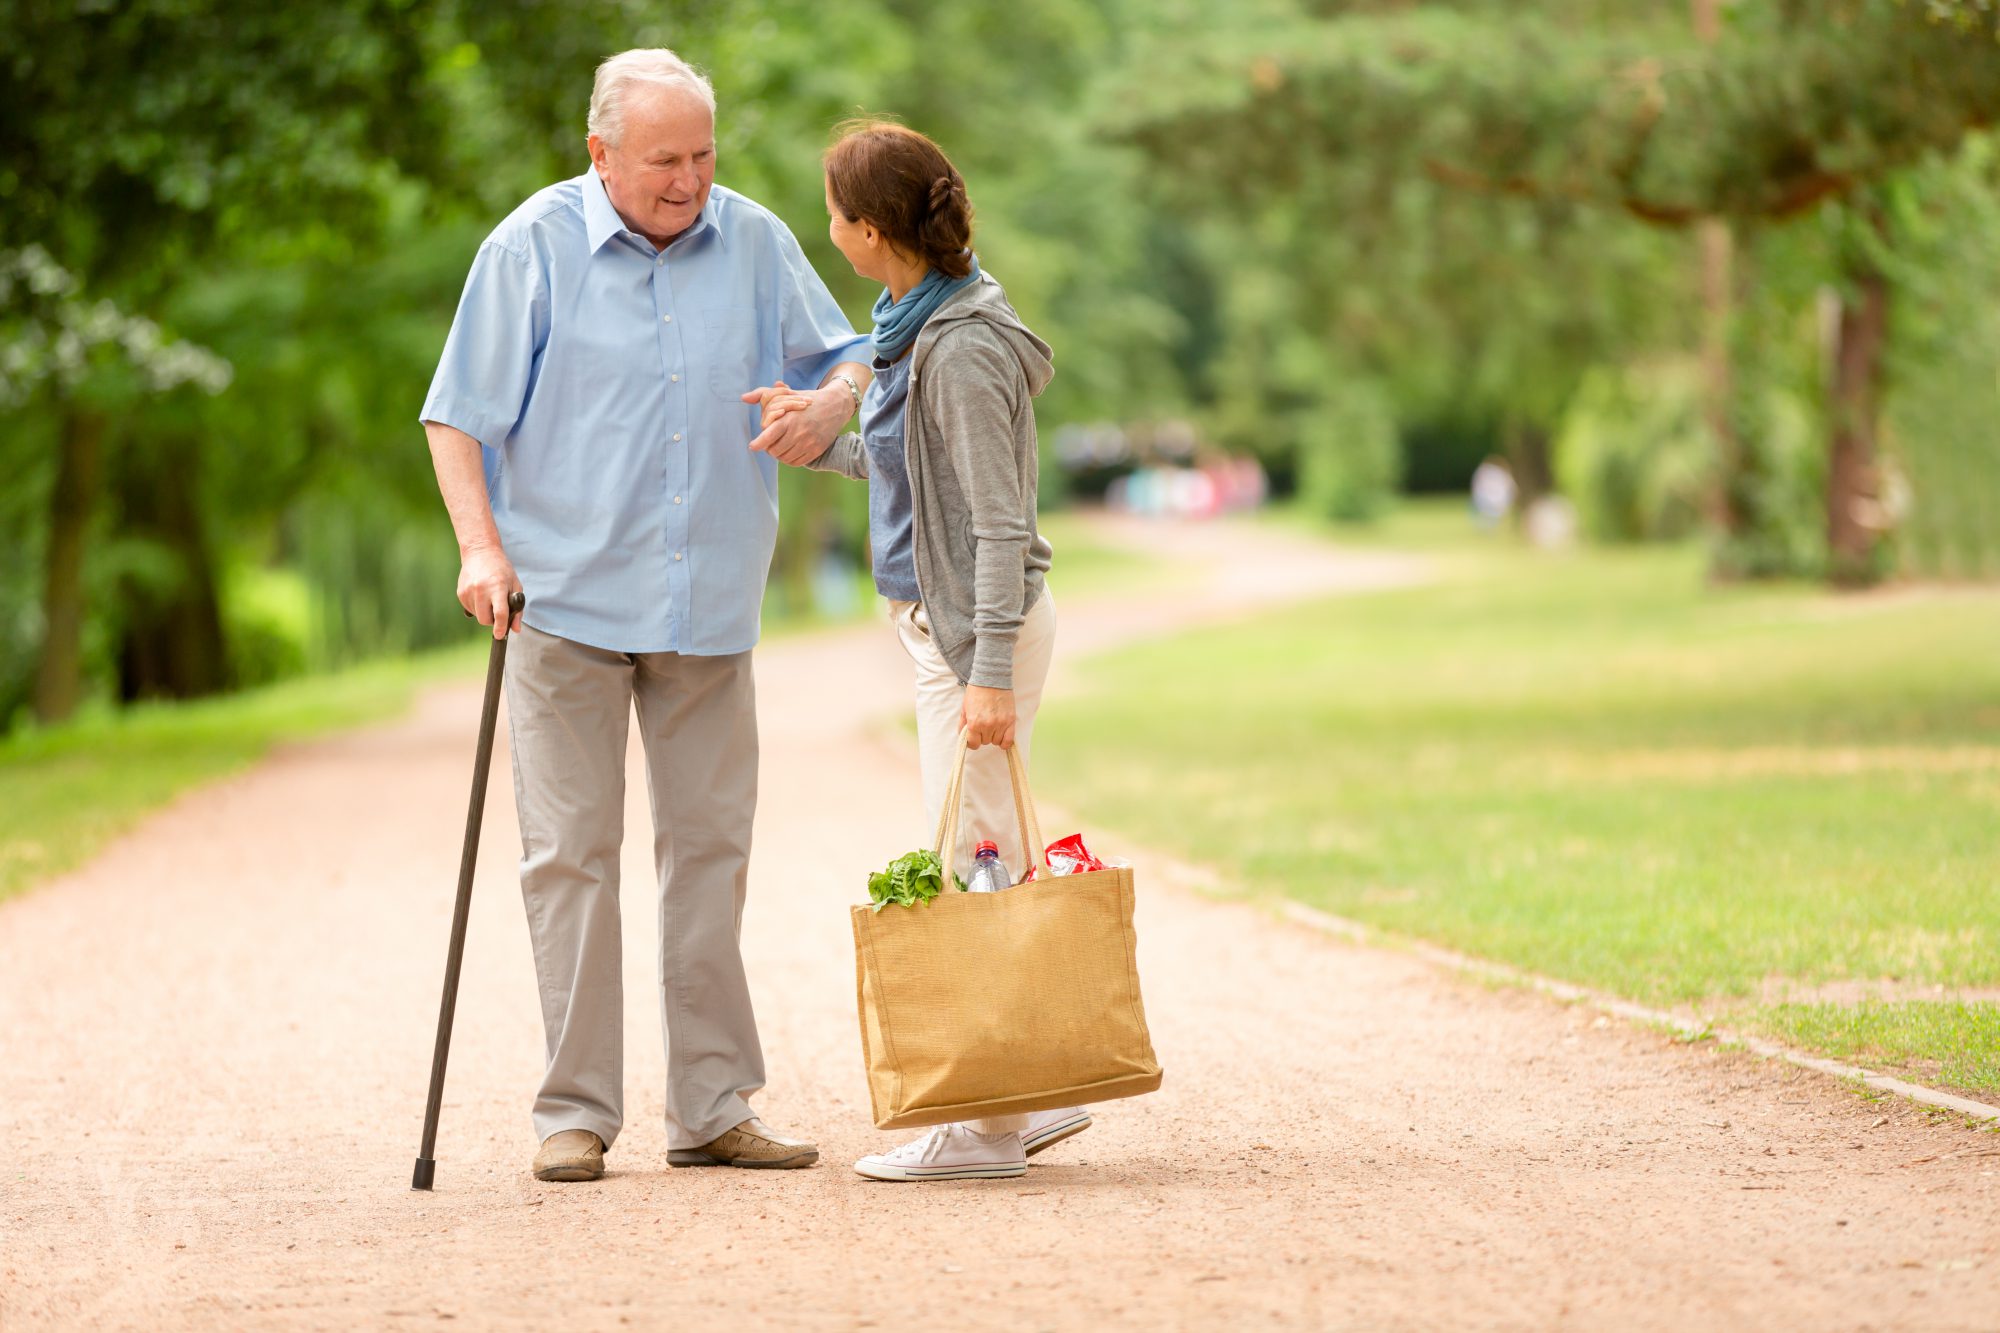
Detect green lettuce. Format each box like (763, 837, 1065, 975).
(867, 848, 969, 912)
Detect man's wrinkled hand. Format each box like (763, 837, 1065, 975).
(961, 685, 1017, 750)
(458, 543, 523, 639)
(743, 381, 850, 466)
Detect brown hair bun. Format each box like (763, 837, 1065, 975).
(825, 120, 975, 280)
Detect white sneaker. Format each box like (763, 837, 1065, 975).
(853, 1124, 1028, 1182)
(1020, 1106, 1092, 1159)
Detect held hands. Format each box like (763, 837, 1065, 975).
(961, 684, 1017, 750)
(458, 542, 524, 639)
(741, 379, 848, 465)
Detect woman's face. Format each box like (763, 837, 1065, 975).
(826, 179, 882, 283)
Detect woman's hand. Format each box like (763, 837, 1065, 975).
(961, 684, 1017, 750)
(742, 378, 846, 464)
(741, 379, 814, 430)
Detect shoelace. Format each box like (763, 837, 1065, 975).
(886, 1126, 953, 1165)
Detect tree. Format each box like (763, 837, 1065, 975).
(1, 0, 458, 716)
(0, 246, 232, 718)
(1112, 0, 2000, 575)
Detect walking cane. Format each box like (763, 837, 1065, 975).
(412, 589, 525, 1192)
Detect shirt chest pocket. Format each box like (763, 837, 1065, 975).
(704, 306, 760, 401)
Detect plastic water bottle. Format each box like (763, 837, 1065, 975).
(967, 840, 1010, 893)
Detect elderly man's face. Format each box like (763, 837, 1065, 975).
(588, 90, 715, 249)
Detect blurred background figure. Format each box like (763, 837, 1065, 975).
(1523, 494, 1578, 550)
(1469, 455, 1517, 529)
(1072, 420, 1269, 521)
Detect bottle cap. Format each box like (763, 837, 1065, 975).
(975, 840, 999, 857)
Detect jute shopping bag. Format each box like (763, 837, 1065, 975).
(851, 737, 1163, 1130)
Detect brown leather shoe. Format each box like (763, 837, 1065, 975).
(667, 1117, 819, 1169)
(532, 1129, 605, 1182)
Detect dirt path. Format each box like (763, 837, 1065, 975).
(3, 515, 1995, 1331)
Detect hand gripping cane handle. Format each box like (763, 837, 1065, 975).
(413, 590, 525, 1191)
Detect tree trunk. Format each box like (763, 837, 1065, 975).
(1826, 230, 1890, 587)
(31, 406, 106, 724)
(1697, 218, 1744, 540)
(115, 434, 230, 702)
(1504, 420, 1554, 507)
(1690, 0, 1743, 545)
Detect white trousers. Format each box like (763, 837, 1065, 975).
(887, 591, 1058, 1135)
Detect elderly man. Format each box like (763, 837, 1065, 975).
(420, 48, 869, 1182)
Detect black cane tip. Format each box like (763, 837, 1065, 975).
(412, 1157, 436, 1191)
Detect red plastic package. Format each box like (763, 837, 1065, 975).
(1045, 833, 1106, 877)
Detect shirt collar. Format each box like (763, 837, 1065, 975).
(582, 167, 626, 253)
(583, 167, 724, 255)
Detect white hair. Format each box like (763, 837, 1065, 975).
(587, 49, 716, 145)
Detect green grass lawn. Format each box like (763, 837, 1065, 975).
(1036, 506, 2000, 1096)
(0, 645, 487, 904)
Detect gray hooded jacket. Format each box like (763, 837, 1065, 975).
(808, 273, 1055, 689)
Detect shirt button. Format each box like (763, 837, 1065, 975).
(673, 433, 682, 442)
(671, 373, 680, 383)
(662, 314, 672, 323)
(674, 552, 683, 561)
(673, 495, 683, 504)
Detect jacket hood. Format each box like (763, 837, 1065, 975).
(916, 272, 1055, 398)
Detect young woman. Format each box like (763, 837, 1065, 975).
(750, 121, 1091, 1182)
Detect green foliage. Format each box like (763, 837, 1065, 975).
(220, 564, 311, 689)
(1296, 382, 1400, 523)
(1117, 1, 2000, 224)
(1111, 0, 2000, 576)
(289, 491, 466, 670)
(0, 0, 455, 279)
(1110, 4, 1704, 518)
(1878, 135, 2000, 578)
(0, 246, 232, 406)
(1554, 363, 1711, 542)
(866, 848, 967, 912)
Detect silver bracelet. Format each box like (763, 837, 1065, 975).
(833, 372, 862, 413)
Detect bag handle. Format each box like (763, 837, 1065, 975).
(932, 733, 1052, 882)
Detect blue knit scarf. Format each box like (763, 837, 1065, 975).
(870, 254, 981, 362)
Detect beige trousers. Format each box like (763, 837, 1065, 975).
(888, 591, 1058, 1135)
(504, 625, 765, 1152)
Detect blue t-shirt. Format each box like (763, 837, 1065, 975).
(861, 353, 921, 601)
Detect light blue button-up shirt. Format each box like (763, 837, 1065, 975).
(421, 168, 868, 654)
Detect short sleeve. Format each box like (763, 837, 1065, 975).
(774, 223, 869, 387)
(419, 240, 547, 448)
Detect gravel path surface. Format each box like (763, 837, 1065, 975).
(3, 515, 1995, 1330)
